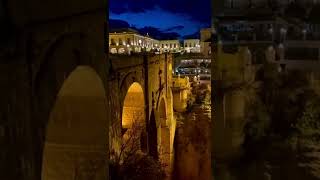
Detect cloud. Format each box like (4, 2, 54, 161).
(138, 26, 181, 40)
(109, 7, 207, 36)
(164, 25, 185, 32)
(109, 19, 130, 29)
(109, 19, 181, 40)
(109, 0, 155, 14)
(109, 0, 211, 24)
(183, 31, 200, 39)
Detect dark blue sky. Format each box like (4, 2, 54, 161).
(109, 0, 211, 39)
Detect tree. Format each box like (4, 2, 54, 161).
(110, 116, 166, 180)
(295, 97, 320, 142)
(244, 98, 271, 142)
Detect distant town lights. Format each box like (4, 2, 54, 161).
(269, 28, 273, 34)
(280, 28, 287, 34)
(279, 43, 284, 48)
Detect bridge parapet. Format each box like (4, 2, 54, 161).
(110, 54, 168, 70)
(213, 44, 255, 87)
(108, 53, 175, 172)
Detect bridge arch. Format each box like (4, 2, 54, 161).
(121, 82, 147, 152)
(33, 33, 108, 180)
(42, 66, 108, 180)
(158, 97, 170, 171)
(120, 71, 145, 102)
(110, 48, 117, 54)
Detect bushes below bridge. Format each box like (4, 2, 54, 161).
(238, 63, 320, 179)
(110, 153, 166, 180)
(244, 63, 320, 147)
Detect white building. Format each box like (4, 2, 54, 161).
(109, 28, 212, 55)
(109, 28, 160, 54)
(159, 40, 181, 53)
(183, 39, 200, 53)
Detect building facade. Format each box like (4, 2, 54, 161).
(176, 58, 211, 83)
(172, 76, 191, 112)
(109, 28, 212, 55)
(183, 39, 201, 53)
(212, 0, 320, 162)
(159, 40, 181, 53)
(109, 28, 160, 54)
(200, 28, 212, 57)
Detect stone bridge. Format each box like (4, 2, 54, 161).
(212, 41, 320, 162)
(0, 1, 176, 179)
(108, 54, 176, 175)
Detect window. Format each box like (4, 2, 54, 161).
(119, 38, 123, 45)
(127, 38, 131, 45)
(111, 38, 116, 45)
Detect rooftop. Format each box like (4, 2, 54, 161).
(109, 28, 140, 34)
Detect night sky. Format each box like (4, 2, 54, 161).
(109, 0, 211, 40)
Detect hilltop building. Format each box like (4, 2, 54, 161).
(109, 28, 211, 56)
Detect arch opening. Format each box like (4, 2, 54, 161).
(41, 66, 108, 180)
(110, 48, 117, 54)
(122, 82, 146, 153)
(158, 98, 170, 172)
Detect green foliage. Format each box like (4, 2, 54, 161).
(245, 62, 319, 144)
(257, 64, 314, 136)
(244, 99, 271, 142)
(295, 97, 320, 141)
(110, 154, 166, 180)
(110, 118, 166, 180)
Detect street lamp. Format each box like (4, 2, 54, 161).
(268, 28, 273, 34)
(269, 28, 274, 41)
(280, 28, 287, 41)
(302, 29, 307, 40)
(138, 39, 142, 47)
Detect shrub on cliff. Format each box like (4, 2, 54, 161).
(244, 99, 271, 143)
(110, 154, 166, 180)
(110, 118, 166, 180)
(295, 97, 320, 142)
